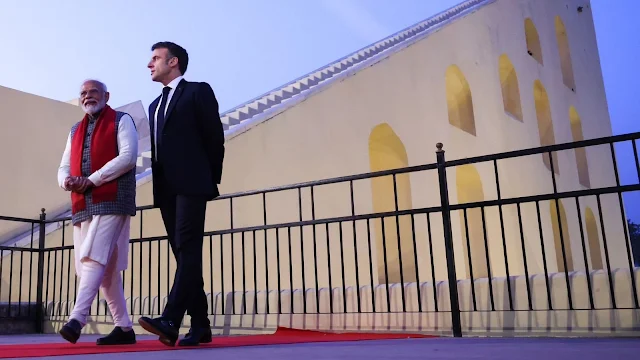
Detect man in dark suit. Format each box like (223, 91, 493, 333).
(137, 41, 225, 347)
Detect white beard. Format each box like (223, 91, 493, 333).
(82, 101, 106, 115)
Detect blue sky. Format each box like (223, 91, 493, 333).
(1, 0, 638, 221)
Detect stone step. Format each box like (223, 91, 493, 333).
(0, 302, 38, 335)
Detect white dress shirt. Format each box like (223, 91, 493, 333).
(57, 113, 139, 189)
(153, 75, 183, 157)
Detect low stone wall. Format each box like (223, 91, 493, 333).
(0, 302, 38, 335)
(43, 267, 640, 337)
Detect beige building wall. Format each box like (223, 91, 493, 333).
(1, 0, 636, 335)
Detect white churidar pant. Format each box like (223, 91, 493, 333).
(68, 214, 132, 329)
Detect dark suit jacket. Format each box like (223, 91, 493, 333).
(149, 79, 225, 206)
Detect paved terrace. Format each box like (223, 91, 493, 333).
(0, 334, 638, 359)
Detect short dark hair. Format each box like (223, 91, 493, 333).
(152, 41, 189, 75)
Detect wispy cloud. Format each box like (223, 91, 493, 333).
(320, 0, 392, 43)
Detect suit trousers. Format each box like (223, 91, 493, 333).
(157, 173, 210, 329)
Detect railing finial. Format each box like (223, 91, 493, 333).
(436, 142, 444, 152)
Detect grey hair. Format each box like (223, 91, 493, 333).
(81, 79, 108, 93)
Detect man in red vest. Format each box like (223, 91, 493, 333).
(57, 79, 139, 346)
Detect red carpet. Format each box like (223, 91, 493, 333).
(0, 327, 434, 358)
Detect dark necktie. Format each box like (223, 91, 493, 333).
(156, 86, 171, 150)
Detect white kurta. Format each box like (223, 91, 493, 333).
(57, 113, 138, 276)
(72, 215, 130, 277)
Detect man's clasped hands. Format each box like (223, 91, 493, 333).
(64, 176, 95, 193)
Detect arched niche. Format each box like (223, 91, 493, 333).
(534, 80, 560, 174)
(446, 65, 476, 136)
(585, 207, 603, 270)
(550, 199, 574, 272)
(499, 54, 524, 121)
(569, 106, 590, 187)
(525, 18, 543, 65)
(368, 123, 416, 284)
(555, 16, 576, 91)
(456, 164, 489, 279)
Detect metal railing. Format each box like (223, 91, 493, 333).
(0, 212, 45, 332)
(1, 131, 639, 337)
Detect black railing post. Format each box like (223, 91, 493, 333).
(35, 208, 46, 333)
(436, 143, 462, 338)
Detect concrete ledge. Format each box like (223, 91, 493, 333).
(0, 302, 37, 335)
(39, 266, 640, 337)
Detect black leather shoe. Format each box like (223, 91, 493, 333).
(96, 327, 137, 345)
(138, 316, 179, 346)
(59, 319, 82, 344)
(178, 327, 212, 346)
